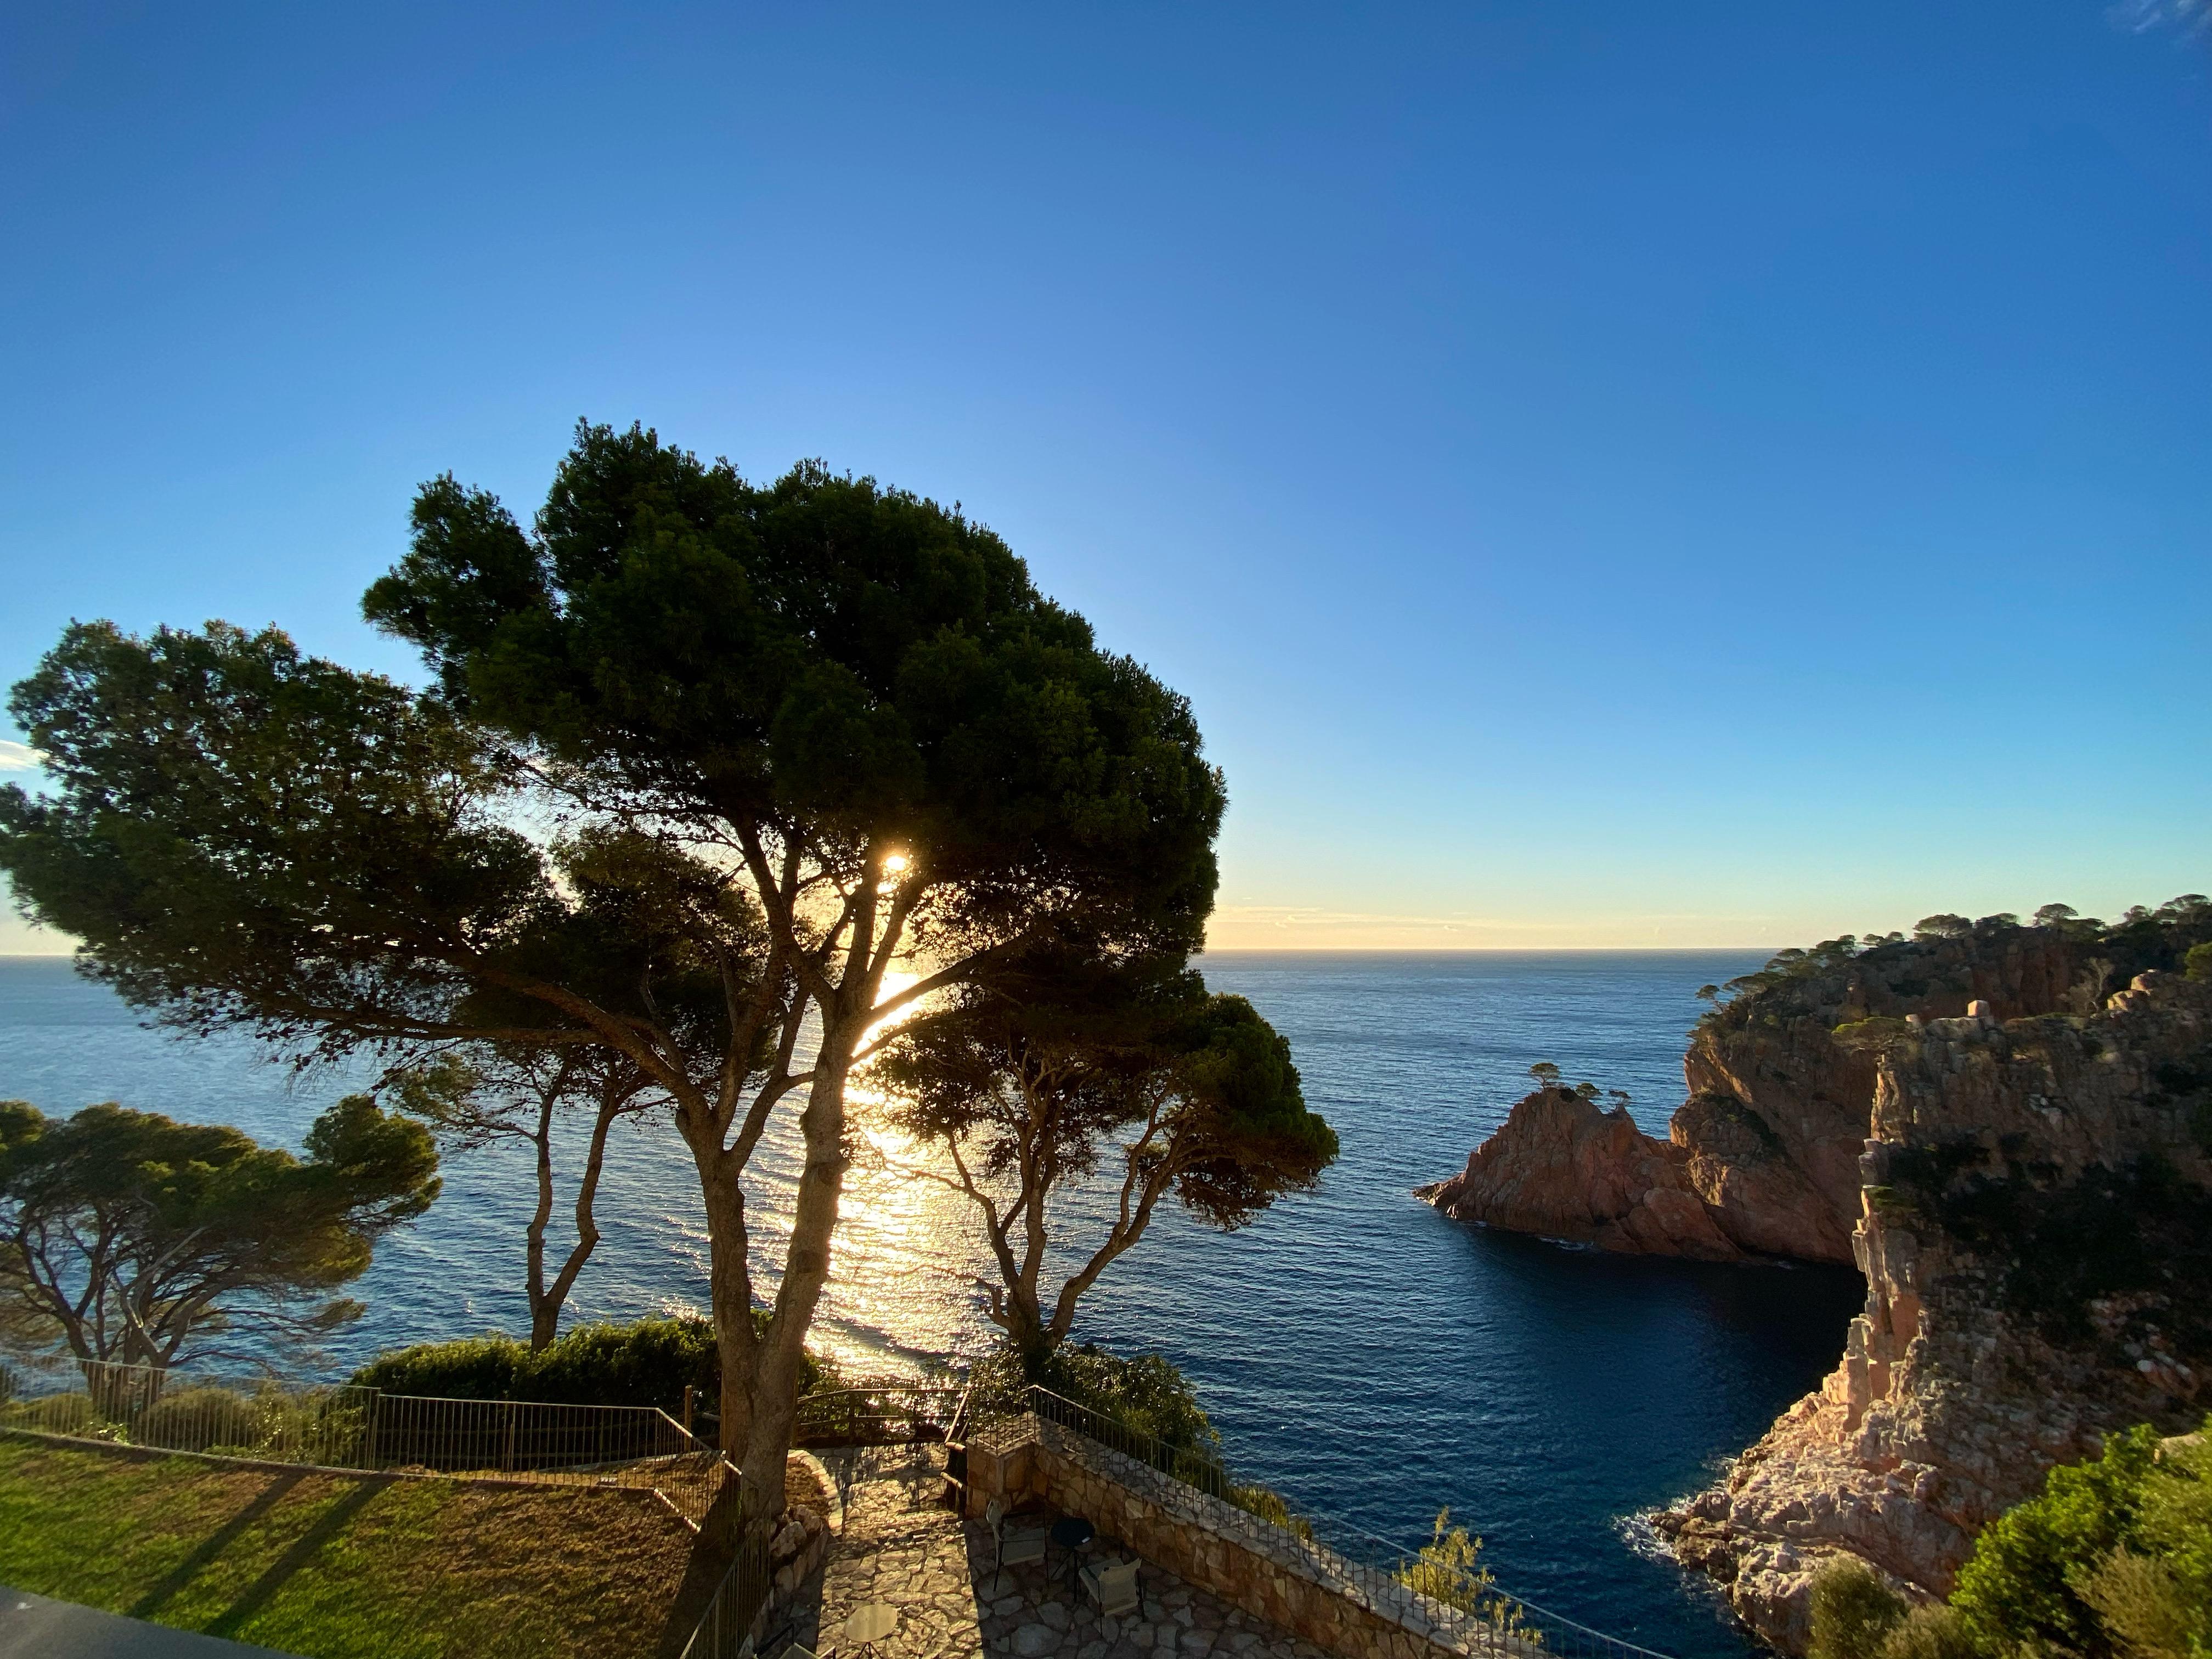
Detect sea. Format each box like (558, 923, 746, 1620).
(0, 950, 1863, 1657)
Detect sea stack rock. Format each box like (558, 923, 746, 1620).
(1417, 1087, 1743, 1259)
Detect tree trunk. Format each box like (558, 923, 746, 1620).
(524, 1094, 558, 1350)
(1009, 1305, 1055, 1380)
(529, 1098, 616, 1351)
(701, 1165, 755, 1447)
(735, 1054, 853, 1517)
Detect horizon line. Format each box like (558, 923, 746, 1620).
(2, 944, 1784, 962)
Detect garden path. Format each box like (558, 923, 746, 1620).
(788, 1446, 1330, 1659)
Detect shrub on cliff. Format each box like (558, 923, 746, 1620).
(1809, 1559, 1908, 1659)
(969, 1338, 1216, 1455)
(968, 1336, 1311, 1535)
(1808, 1561, 1980, 1659)
(1951, 1419, 2210, 1659)
(1395, 1509, 1533, 1639)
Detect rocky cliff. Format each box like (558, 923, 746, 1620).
(1415, 1086, 1746, 1257)
(1418, 905, 2212, 1651)
(1656, 967, 2212, 1648)
(1415, 1084, 1845, 1262)
(1421, 920, 2185, 1265)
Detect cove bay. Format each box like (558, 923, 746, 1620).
(0, 950, 1861, 1656)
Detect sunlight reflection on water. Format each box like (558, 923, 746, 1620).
(1, 951, 1861, 1656)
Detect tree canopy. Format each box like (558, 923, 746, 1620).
(362, 426, 1224, 963)
(0, 1097, 438, 1370)
(873, 950, 1335, 1365)
(0, 421, 1232, 1515)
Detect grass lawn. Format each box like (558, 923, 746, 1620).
(0, 1435, 706, 1658)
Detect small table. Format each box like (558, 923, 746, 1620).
(1048, 1515, 1095, 1593)
(841, 1602, 899, 1657)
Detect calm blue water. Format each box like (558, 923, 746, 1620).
(0, 951, 1860, 1656)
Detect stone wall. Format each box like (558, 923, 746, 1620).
(963, 1418, 1524, 1659)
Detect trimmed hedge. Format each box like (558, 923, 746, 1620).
(348, 1314, 834, 1420)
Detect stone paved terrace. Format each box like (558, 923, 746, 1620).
(786, 1444, 1329, 1659)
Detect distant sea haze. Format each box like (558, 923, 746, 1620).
(1, 951, 1860, 1658)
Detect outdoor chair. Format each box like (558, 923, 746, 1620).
(741, 1620, 819, 1659)
(1080, 1556, 1141, 1618)
(986, 1496, 1049, 1590)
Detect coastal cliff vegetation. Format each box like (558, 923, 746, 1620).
(1809, 1419, 2211, 1659)
(1420, 896, 2212, 1653)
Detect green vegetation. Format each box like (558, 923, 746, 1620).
(1808, 1560, 1918, 1659)
(968, 1337, 1310, 1534)
(1807, 1420, 2212, 1659)
(1875, 1145, 2212, 1356)
(349, 1314, 836, 1420)
(1915, 915, 1976, 940)
(971, 1340, 1216, 1453)
(0, 1437, 691, 1658)
(0, 422, 1233, 1508)
(1394, 1509, 1538, 1643)
(875, 948, 1334, 1368)
(1699, 896, 2212, 1036)
(0, 1097, 438, 1370)
(1, 1376, 374, 1466)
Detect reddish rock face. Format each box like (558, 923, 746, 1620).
(1417, 1087, 1743, 1259)
(1658, 971, 2212, 1650)
(1419, 914, 2212, 1653)
(1420, 926, 2125, 1268)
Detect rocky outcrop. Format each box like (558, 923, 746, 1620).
(1416, 1088, 1745, 1259)
(1416, 1076, 1855, 1263)
(1654, 969, 2212, 1650)
(1421, 926, 2164, 1267)
(1418, 909, 2212, 1651)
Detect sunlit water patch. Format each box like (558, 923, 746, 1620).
(0, 951, 1859, 1655)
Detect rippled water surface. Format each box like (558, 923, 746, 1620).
(0, 951, 1861, 1655)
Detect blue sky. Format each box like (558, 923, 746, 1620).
(2, 2, 2207, 951)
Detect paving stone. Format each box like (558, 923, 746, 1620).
(801, 1443, 1312, 1659)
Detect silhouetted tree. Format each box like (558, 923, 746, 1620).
(1913, 914, 1974, 940)
(388, 1047, 657, 1350)
(0, 424, 1224, 1515)
(0, 1097, 437, 1372)
(873, 951, 1332, 1370)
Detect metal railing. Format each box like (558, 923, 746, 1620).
(369, 1390, 696, 1472)
(0, 1358, 377, 1465)
(675, 1521, 777, 1659)
(0, 1356, 737, 1528)
(972, 1386, 1681, 1659)
(793, 1382, 970, 1448)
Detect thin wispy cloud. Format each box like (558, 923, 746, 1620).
(2111, 0, 2211, 36)
(0, 741, 46, 772)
